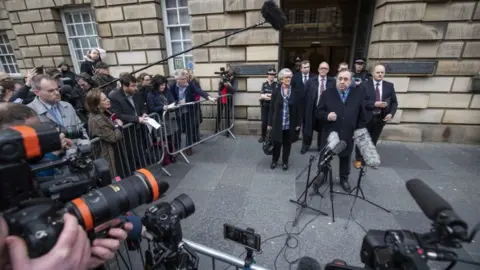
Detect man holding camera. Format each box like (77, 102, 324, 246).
(216, 69, 238, 137)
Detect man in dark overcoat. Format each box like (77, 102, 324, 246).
(316, 70, 367, 192)
(301, 61, 335, 154)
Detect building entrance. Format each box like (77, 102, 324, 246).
(279, 0, 375, 76)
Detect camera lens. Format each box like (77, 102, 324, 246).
(170, 193, 195, 220)
(66, 168, 169, 230)
(58, 126, 83, 139)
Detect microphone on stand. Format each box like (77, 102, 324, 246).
(98, 0, 287, 89)
(353, 128, 380, 168)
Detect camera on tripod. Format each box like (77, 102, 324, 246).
(215, 67, 231, 84)
(0, 122, 169, 258)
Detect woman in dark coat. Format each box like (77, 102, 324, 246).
(80, 49, 102, 76)
(267, 68, 302, 171)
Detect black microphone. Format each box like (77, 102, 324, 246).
(297, 256, 322, 270)
(261, 0, 287, 31)
(406, 179, 468, 239)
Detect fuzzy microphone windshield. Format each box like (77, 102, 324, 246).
(353, 128, 380, 167)
(261, 0, 287, 31)
(297, 256, 322, 270)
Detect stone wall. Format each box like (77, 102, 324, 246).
(188, 0, 280, 134)
(4, 0, 76, 75)
(92, 0, 167, 78)
(368, 0, 480, 143)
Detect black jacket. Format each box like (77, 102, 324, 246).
(316, 87, 367, 157)
(303, 75, 335, 137)
(361, 80, 398, 123)
(267, 85, 302, 143)
(108, 89, 147, 124)
(80, 59, 100, 77)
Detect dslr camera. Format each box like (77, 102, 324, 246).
(215, 67, 231, 84)
(0, 122, 168, 258)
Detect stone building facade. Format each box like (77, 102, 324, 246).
(1, 0, 479, 143)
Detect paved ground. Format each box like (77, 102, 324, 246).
(113, 134, 480, 270)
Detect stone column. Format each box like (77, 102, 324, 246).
(368, 0, 480, 143)
(93, 0, 167, 78)
(6, 0, 72, 75)
(189, 0, 279, 134)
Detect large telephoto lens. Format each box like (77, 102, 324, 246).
(66, 168, 169, 230)
(58, 125, 83, 139)
(170, 193, 195, 220)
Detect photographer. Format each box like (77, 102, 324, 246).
(0, 69, 37, 104)
(216, 69, 237, 137)
(0, 102, 135, 269)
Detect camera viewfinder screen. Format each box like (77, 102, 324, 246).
(223, 224, 261, 252)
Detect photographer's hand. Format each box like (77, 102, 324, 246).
(5, 213, 91, 270)
(88, 219, 133, 269)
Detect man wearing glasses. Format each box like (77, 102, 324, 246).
(301, 62, 335, 154)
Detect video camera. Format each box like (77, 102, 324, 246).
(215, 67, 231, 84)
(0, 122, 169, 258)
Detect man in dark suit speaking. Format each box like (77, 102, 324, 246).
(316, 70, 366, 192)
(354, 64, 398, 169)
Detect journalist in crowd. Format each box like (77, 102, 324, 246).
(136, 72, 152, 103)
(0, 69, 37, 104)
(80, 48, 102, 76)
(354, 64, 398, 169)
(0, 102, 135, 270)
(147, 75, 179, 165)
(27, 74, 89, 152)
(216, 69, 237, 137)
(85, 89, 126, 179)
(301, 62, 335, 154)
(267, 68, 302, 171)
(170, 69, 215, 155)
(316, 70, 367, 192)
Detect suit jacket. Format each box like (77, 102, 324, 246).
(108, 89, 147, 124)
(267, 85, 302, 143)
(303, 76, 335, 137)
(170, 82, 209, 103)
(316, 87, 367, 157)
(361, 80, 398, 123)
(292, 72, 313, 97)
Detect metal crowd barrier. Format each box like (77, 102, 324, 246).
(89, 112, 171, 180)
(162, 94, 235, 164)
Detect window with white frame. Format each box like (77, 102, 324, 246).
(61, 9, 100, 73)
(162, 0, 194, 73)
(0, 33, 20, 75)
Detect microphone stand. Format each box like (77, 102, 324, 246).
(290, 152, 328, 227)
(99, 20, 269, 89)
(336, 163, 390, 229)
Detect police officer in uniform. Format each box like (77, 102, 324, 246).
(259, 68, 278, 143)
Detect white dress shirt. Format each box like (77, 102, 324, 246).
(302, 73, 309, 84)
(317, 76, 327, 106)
(373, 80, 383, 100)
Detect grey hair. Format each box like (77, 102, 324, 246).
(174, 69, 188, 79)
(278, 68, 293, 81)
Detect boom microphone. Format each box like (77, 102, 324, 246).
(261, 0, 287, 30)
(353, 128, 380, 167)
(99, 0, 286, 89)
(406, 179, 468, 240)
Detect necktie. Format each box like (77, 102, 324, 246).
(375, 82, 381, 101)
(341, 92, 346, 103)
(49, 105, 62, 125)
(317, 78, 325, 106)
(303, 75, 307, 84)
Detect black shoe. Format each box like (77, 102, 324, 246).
(340, 179, 351, 193)
(270, 161, 277, 169)
(282, 164, 288, 171)
(258, 137, 265, 143)
(300, 146, 309, 154)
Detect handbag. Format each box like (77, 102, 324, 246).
(262, 130, 274, 156)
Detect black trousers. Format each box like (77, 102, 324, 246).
(355, 115, 385, 161)
(302, 124, 322, 149)
(215, 98, 233, 132)
(339, 152, 352, 181)
(272, 130, 292, 164)
(260, 103, 270, 137)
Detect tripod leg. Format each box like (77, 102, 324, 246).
(328, 168, 335, 223)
